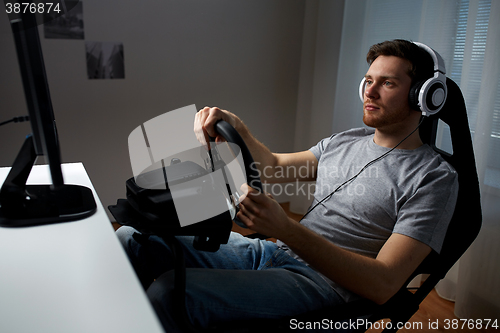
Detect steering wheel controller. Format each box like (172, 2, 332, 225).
(108, 120, 262, 251)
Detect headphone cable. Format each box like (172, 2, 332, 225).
(300, 117, 425, 222)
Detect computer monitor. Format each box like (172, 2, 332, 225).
(0, 9, 96, 227)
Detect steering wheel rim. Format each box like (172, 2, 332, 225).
(214, 120, 263, 193)
(214, 120, 263, 228)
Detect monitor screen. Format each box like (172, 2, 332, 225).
(0, 7, 96, 227)
(10, 10, 64, 186)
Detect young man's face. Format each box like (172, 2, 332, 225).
(362, 55, 415, 130)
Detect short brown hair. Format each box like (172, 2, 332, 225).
(366, 39, 434, 85)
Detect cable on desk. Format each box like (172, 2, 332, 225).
(0, 116, 30, 127)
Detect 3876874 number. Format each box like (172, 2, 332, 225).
(443, 318, 499, 330)
(5, 2, 61, 14)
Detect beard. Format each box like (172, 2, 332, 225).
(362, 101, 413, 129)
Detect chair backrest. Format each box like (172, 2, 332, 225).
(417, 77, 482, 279)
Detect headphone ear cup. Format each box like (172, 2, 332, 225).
(408, 78, 447, 117)
(359, 77, 366, 103)
(421, 78, 447, 115)
(408, 80, 424, 112)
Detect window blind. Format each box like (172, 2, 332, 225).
(361, 0, 498, 188)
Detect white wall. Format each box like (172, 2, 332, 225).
(0, 0, 313, 219)
(294, 0, 345, 152)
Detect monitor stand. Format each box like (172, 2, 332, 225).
(0, 135, 97, 227)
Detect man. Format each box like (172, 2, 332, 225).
(117, 39, 458, 331)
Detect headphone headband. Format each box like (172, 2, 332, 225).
(359, 41, 448, 116)
(412, 42, 446, 75)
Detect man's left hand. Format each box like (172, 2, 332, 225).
(236, 184, 295, 239)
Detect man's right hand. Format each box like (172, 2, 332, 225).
(194, 106, 318, 184)
(194, 106, 243, 148)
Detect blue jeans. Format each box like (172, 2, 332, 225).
(116, 226, 345, 331)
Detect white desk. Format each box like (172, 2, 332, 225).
(0, 163, 164, 333)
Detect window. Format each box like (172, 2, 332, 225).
(351, 0, 499, 190)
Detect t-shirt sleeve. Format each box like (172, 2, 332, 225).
(309, 134, 336, 161)
(393, 166, 458, 254)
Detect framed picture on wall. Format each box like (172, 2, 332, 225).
(44, 1, 84, 40)
(85, 41, 125, 79)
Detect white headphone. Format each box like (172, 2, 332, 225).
(359, 42, 447, 117)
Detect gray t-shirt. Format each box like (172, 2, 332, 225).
(277, 128, 458, 302)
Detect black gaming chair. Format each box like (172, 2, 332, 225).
(201, 77, 481, 332)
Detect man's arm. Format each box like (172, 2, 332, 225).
(194, 106, 317, 182)
(283, 224, 431, 304)
(237, 186, 432, 305)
